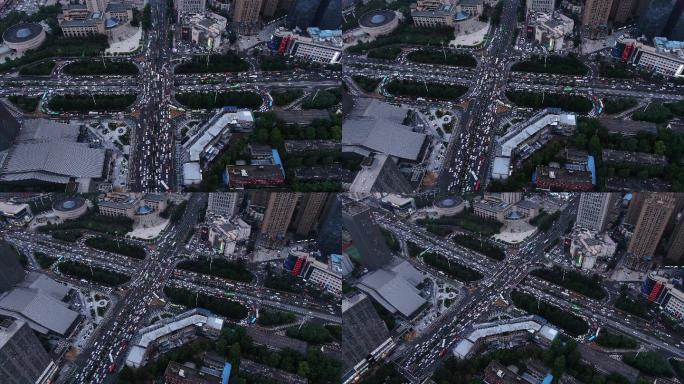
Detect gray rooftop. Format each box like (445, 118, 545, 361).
(516, 199, 539, 209)
(599, 118, 657, 136)
(344, 99, 427, 161)
(17, 119, 80, 143)
(0, 142, 105, 182)
(17, 272, 70, 301)
(0, 288, 78, 335)
(106, 2, 132, 12)
(357, 260, 426, 318)
(343, 118, 426, 161)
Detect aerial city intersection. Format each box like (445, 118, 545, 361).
(342, 192, 684, 384)
(0, 192, 342, 384)
(0, 0, 342, 193)
(342, 0, 684, 194)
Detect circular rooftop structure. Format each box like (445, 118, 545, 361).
(136, 205, 153, 215)
(359, 10, 399, 37)
(52, 197, 87, 220)
(454, 11, 470, 21)
(507, 210, 523, 220)
(2, 22, 45, 52)
(105, 18, 119, 29)
(434, 196, 465, 217)
(435, 196, 463, 208)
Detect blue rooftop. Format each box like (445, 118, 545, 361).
(454, 11, 469, 21)
(654, 37, 684, 50)
(587, 155, 596, 185)
(507, 210, 523, 220)
(221, 362, 232, 384)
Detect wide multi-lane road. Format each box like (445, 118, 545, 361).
(57, 193, 206, 384)
(363, 195, 684, 382)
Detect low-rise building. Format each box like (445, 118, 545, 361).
(0, 201, 32, 223)
(125, 309, 224, 368)
(330, 253, 353, 277)
(473, 196, 512, 222)
(599, 118, 657, 136)
(208, 216, 250, 255)
(534, 165, 594, 191)
(283, 249, 343, 296)
(602, 149, 667, 167)
(568, 227, 617, 270)
(98, 193, 139, 217)
(528, 11, 574, 51)
(180, 11, 227, 50)
(642, 273, 684, 320)
(358, 10, 400, 37)
(52, 197, 88, 220)
(224, 164, 285, 189)
(143, 193, 167, 212)
(271, 27, 342, 64)
(452, 316, 558, 359)
(492, 108, 576, 180)
(432, 196, 465, 217)
(410, 0, 482, 27)
(60, 1, 134, 37)
(181, 108, 254, 186)
(614, 36, 684, 78)
(163, 361, 221, 384)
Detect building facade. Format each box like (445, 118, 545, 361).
(342, 201, 393, 270)
(576, 193, 615, 231)
(526, 0, 554, 14)
(175, 0, 206, 18)
(342, 293, 391, 368)
(232, 0, 263, 23)
(581, 0, 613, 38)
(627, 193, 676, 268)
(207, 193, 240, 217)
(260, 192, 299, 245)
(293, 192, 328, 235)
(0, 318, 55, 384)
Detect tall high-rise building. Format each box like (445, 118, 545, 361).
(293, 193, 329, 236)
(627, 193, 676, 268)
(576, 193, 616, 231)
(232, 0, 264, 23)
(260, 193, 299, 245)
(261, 0, 280, 17)
(342, 202, 393, 270)
(637, 0, 678, 39)
(664, 0, 684, 40)
(0, 102, 20, 151)
(174, 0, 206, 17)
(526, 0, 555, 14)
(286, 0, 320, 30)
(317, 195, 341, 257)
(342, 293, 391, 369)
(349, 154, 413, 194)
(581, 0, 614, 38)
(86, 0, 107, 13)
(207, 193, 240, 217)
(611, 0, 638, 24)
(625, 193, 647, 226)
(249, 191, 271, 208)
(279, 0, 294, 11)
(0, 241, 24, 293)
(0, 318, 55, 384)
(500, 192, 522, 205)
(314, 0, 342, 29)
(667, 212, 684, 261)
